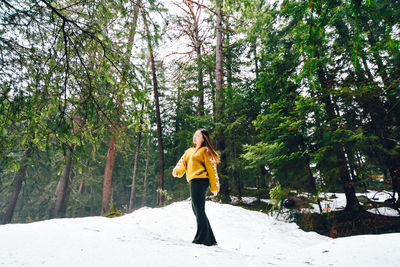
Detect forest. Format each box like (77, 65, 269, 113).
(1, 0, 399, 234)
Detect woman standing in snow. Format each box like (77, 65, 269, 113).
(172, 128, 220, 246)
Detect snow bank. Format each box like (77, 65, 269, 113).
(0, 200, 399, 266)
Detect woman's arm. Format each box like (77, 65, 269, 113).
(203, 149, 220, 194)
(172, 150, 188, 178)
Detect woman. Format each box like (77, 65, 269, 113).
(172, 128, 220, 246)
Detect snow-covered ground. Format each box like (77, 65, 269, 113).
(307, 191, 399, 217)
(232, 190, 400, 217)
(1, 200, 399, 267)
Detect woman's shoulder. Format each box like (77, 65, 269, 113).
(198, 146, 210, 154)
(184, 147, 196, 154)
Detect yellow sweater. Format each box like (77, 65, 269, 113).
(173, 147, 220, 192)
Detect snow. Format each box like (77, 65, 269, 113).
(230, 195, 259, 204)
(1, 200, 399, 267)
(304, 191, 400, 216)
(230, 191, 399, 218)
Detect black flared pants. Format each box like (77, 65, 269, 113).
(190, 178, 217, 246)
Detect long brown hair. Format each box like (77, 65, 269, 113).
(194, 128, 220, 164)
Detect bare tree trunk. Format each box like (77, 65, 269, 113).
(192, 11, 204, 116)
(54, 149, 73, 218)
(54, 114, 85, 218)
(215, 0, 229, 200)
(142, 131, 151, 207)
(208, 63, 216, 120)
(60, 168, 75, 216)
(175, 1, 205, 115)
(215, 1, 223, 97)
(317, 74, 362, 213)
(101, 0, 141, 216)
(142, 9, 165, 206)
(101, 135, 117, 215)
(175, 84, 182, 136)
(72, 166, 86, 217)
(252, 39, 259, 80)
(126, 0, 142, 59)
(310, 10, 362, 212)
(363, 23, 400, 202)
(3, 148, 31, 224)
(226, 28, 232, 91)
(196, 47, 204, 116)
(129, 126, 143, 212)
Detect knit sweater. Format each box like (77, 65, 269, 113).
(173, 147, 220, 192)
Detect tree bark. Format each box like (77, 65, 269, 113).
(176, 1, 205, 115)
(308, 8, 362, 212)
(317, 69, 362, 213)
(215, 1, 223, 97)
(194, 22, 204, 116)
(101, 0, 141, 215)
(215, 0, 229, 200)
(72, 163, 87, 217)
(3, 148, 31, 224)
(196, 47, 204, 116)
(142, 131, 151, 207)
(364, 25, 400, 201)
(54, 148, 73, 218)
(101, 134, 117, 215)
(125, 0, 142, 60)
(128, 126, 143, 212)
(142, 9, 165, 206)
(208, 62, 216, 121)
(60, 168, 75, 216)
(355, 0, 400, 202)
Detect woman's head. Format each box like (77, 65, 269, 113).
(193, 128, 220, 164)
(193, 129, 205, 148)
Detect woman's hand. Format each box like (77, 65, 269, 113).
(211, 190, 218, 197)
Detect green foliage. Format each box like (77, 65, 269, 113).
(269, 184, 290, 211)
(106, 203, 125, 218)
(156, 189, 173, 204)
(1, 0, 399, 224)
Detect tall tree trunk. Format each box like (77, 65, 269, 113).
(252, 39, 259, 81)
(101, 0, 141, 215)
(196, 48, 204, 116)
(189, 2, 205, 116)
(129, 126, 143, 212)
(231, 141, 241, 199)
(126, 0, 142, 61)
(215, 0, 229, 200)
(101, 135, 117, 215)
(308, 7, 362, 212)
(142, 131, 151, 207)
(60, 168, 75, 216)
(54, 148, 73, 218)
(226, 28, 232, 91)
(54, 114, 84, 218)
(3, 148, 31, 224)
(317, 73, 362, 213)
(353, 0, 400, 202)
(215, 1, 223, 110)
(143, 9, 165, 206)
(363, 24, 400, 201)
(208, 62, 216, 121)
(72, 162, 87, 217)
(175, 84, 182, 141)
